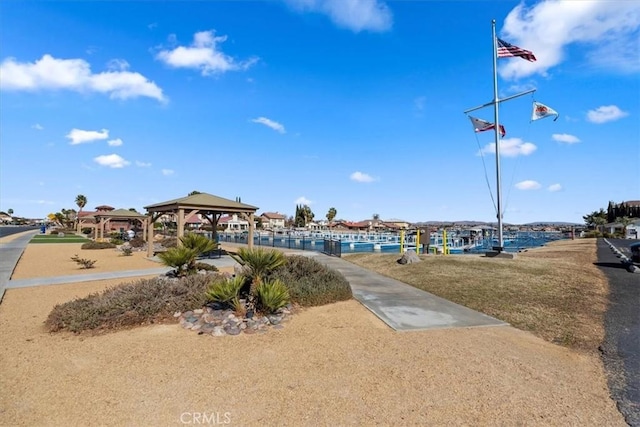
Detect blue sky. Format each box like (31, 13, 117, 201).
(1, 0, 638, 224)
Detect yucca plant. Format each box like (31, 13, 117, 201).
(158, 247, 199, 276)
(206, 275, 246, 306)
(256, 279, 290, 313)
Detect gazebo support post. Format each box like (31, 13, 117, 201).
(248, 212, 255, 249)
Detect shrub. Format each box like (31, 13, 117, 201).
(206, 275, 246, 306)
(81, 241, 116, 250)
(193, 262, 218, 272)
(159, 237, 177, 248)
(110, 238, 124, 245)
(122, 247, 133, 256)
(50, 228, 75, 235)
(46, 274, 217, 333)
(81, 228, 93, 235)
(256, 279, 290, 313)
(129, 236, 145, 248)
(269, 255, 352, 306)
(70, 254, 97, 269)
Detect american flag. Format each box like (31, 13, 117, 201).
(497, 38, 537, 62)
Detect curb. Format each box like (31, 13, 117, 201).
(603, 238, 639, 274)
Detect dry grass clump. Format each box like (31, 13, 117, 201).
(45, 274, 218, 333)
(345, 239, 608, 352)
(269, 255, 353, 306)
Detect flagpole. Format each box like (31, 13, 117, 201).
(491, 19, 504, 252)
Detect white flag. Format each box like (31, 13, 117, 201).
(532, 101, 559, 121)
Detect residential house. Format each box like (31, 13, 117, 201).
(260, 212, 286, 229)
(0, 212, 12, 223)
(218, 214, 250, 232)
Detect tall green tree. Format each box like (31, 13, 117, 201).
(7, 208, 13, 216)
(188, 191, 202, 196)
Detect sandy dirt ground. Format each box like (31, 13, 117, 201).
(0, 243, 626, 426)
(10, 243, 161, 279)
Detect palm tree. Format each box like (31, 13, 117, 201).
(7, 208, 13, 216)
(326, 207, 337, 234)
(75, 195, 87, 229)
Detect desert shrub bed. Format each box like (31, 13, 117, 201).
(269, 255, 352, 306)
(81, 241, 117, 250)
(46, 274, 216, 333)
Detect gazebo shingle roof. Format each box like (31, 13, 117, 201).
(144, 193, 258, 213)
(93, 208, 148, 219)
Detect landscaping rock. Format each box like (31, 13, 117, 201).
(397, 250, 421, 265)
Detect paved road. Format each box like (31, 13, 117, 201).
(597, 238, 640, 426)
(0, 225, 39, 238)
(0, 229, 39, 303)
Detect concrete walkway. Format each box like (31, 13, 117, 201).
(3, 238, 507, 332)
(313, 253, 507, 331)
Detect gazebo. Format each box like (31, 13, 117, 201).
(144, 193, 259, 257)
(77, 208, 149, 241)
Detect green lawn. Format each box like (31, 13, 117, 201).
(30, 235, 89, 244)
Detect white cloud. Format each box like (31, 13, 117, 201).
(500, 1, 640, 79)
(106, 59, 130, 71)
(414, 96, 426, 112)
(251, 117, 286, 133)
(548, 183, 563, 192)
(586, 105, 629, 124)
(285, 0, 393, 32)
(156, 30, 258, 76)
(478, 138, 537, 157)
(136, 161, 152, 167)
(515, 180, 542, 190)
(32, 123, 44, 130)
(107, 138, 123, 147)
(350, 171, 375, 183)
(0, 54, 166, 102)
(294, 196, 313, 205)
(161, 169, 174, 176)
(552, 133, 580, 144)
(94, 154, 130, 168)
(66, 128, 109, 145)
